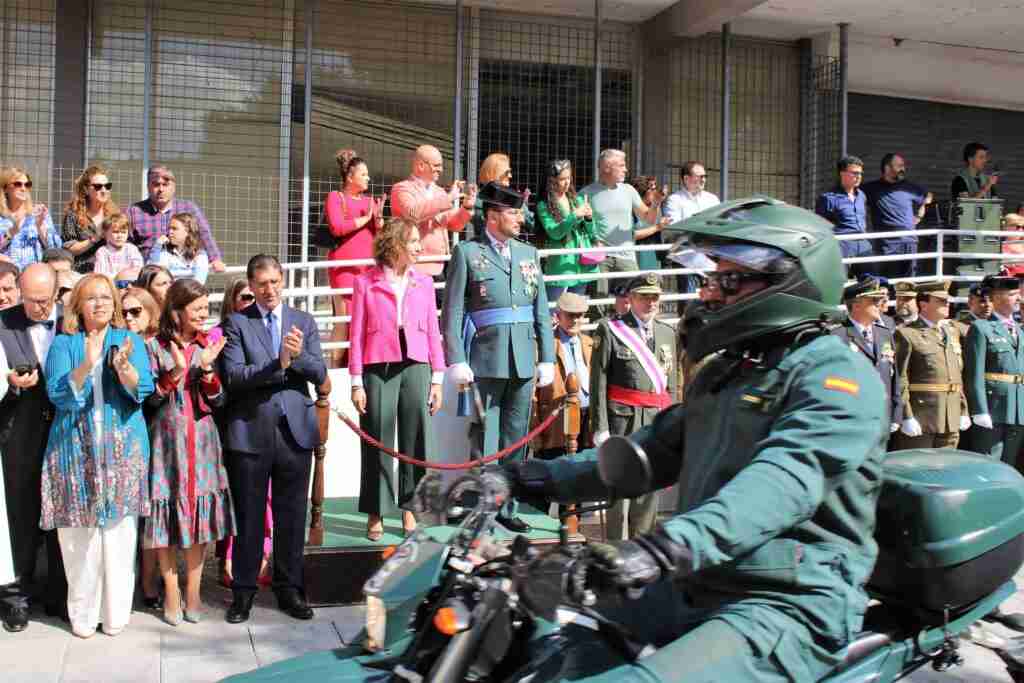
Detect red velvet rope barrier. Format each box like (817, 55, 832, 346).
(332, 402, 565, 470)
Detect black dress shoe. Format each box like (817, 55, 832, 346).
(141, 595, 162, 610)
(225, 593, 255, 624)
(3, 606, 29, 633)
(497, 515, 531, 533)
(276, 591, 314, 620)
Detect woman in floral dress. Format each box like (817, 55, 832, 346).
(143, 278, 234, 625)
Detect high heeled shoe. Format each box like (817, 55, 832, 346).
(366, 517, 384, 542)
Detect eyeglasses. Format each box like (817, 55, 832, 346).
(83, 294, 114, 306)
(91, 183, 113, 191)
(238, 293, 255, 303)
(702, 271, 773, 295)
(8, 181, 31, 189)
(123, 306, 144, 319)
(549, 159, 572, 175)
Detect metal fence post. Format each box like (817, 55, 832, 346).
(593, 0, 602, 180)
(839, 23, 849, 158)
(301, 0, 314, 265)
(936, 229, 944, 279)
(720, 23, 731, 201)
(141, 0, 154, 199)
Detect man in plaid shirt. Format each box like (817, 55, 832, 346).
(127, 165, 226, 272)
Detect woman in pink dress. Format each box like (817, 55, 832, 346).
(1002, 213, 1024, 277)
(325, 149, 385, 366)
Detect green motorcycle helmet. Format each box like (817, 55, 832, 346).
(668, 196, 844, 361)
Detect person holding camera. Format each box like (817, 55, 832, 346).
(39, 272, 154, 638)
(0, 263, 68, 631)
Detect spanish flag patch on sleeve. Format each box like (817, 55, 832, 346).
(824, 376, 860, 396)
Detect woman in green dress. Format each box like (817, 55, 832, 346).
(536, 159, 599, 302)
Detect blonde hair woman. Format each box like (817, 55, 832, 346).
(470, 152, 534, 235)
(0, 166, 61, 270)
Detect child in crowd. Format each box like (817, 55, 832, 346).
(148, 212, 209, 283)
(93, 213, 144, 284)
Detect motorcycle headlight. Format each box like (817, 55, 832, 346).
(365, 595, 386, 652)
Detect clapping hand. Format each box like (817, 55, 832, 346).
(199, 336, 226, 371)
(112, 336, 139, 388)
(449, 180, 466, 203)
(462, 183, 478, 210)
(372, 196, 386, 221)
(575, 196, 593, 220)
(280, 325, 303, 369)
(8, 368, 38, 389)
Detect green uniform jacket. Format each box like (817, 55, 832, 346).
(536, 197, 600, 289)
(589, 313, 677, 437)
(964, 317, 1024, 425)
(894, 319, 967, 433)
(540, 334, 888, 666)
(441, 233, 555, 379)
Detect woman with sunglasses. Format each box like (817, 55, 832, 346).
(0, 166, 62, 270)
(61, 165, 119, 274)
(471, 153, 535, 237)
(119, 286, 163, 608)
(537, 159, 598, 301)
(210, 280, 272, 588)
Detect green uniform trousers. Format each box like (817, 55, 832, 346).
(476, 376, 535, 517)
(527, 580, 832, 683)
(358, 360, 432, 517)
(964, 424, 1024, 466)
(889, 431, 959, 451)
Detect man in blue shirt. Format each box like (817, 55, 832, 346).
(816, 155, 872, 279)
(861, 153, 932, 279)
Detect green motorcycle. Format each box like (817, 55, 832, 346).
(227, 441, 1024, 683)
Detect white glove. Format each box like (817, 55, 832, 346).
(972, 414, 994, 430)
(449, 362, 475, 386)
(593, 430, 610, 447)
(900, 418, 923, 437)
(960, 415, 972, 431)
(890, 422, 899, 434)
(536, 362, 555, 388)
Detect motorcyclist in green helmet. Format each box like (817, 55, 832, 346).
(510, 197, 890, 682)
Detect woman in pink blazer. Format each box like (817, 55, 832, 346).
(349, 218, 445, 540)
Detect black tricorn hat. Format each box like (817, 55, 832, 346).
(480, 181, 524, 211)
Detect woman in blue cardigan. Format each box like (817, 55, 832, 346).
(40, 273, 154, 639)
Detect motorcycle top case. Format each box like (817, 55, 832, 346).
(868, 449, 1024, 612)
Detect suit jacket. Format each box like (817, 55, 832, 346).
(894, 318, 967, 434)
(389, 177, 471, 277)
(441, 234, 555, 379)
(832, 318, 902, 426)
(0, 305, 56, 451)
(964, 316, 1024, 425)
(219, 303, 327, 453)
(590, 313, 677, 437)
(531, 331, 593, 451)
(348, 265, 445, 377)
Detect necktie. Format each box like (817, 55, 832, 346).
(1007, 320, 1018, 339)
(267, 311, 281, 355)
(31, 319, 54, 330)
(863, 326, 874, 349)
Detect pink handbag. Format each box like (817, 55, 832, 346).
(579, 246, 606, 265)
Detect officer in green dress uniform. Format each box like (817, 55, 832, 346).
(963, 275, 1024, 463)
(508, 197, 888, 682)
(890, 280, 970, 450)
(442, 181, 555, 530)
(590, 272, 677, 540)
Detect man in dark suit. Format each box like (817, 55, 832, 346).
(833, 278, 902, 434)
(0, 263, 68, 631)
(220, 254, 327, 624)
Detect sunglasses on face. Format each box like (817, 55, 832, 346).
(238, 293, 255, 303)
(8, 181, 31, 189)
(124, 306, 144, 319)
(91, 183, 113, 191)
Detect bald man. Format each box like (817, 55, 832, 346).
(390, 145, 477, 283)
(0, 262, 67, 631)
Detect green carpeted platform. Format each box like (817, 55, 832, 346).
(319, 497, 561, 548)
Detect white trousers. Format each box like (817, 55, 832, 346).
(58, 516, 137, 636)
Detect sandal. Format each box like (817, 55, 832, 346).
(366, 516, 384, 542)
(403, 511, 417, 536)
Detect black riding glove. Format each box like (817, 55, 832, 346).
(503, 460, 557, 510)
(574, 526, 693, 601)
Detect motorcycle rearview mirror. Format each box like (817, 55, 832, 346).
(598, 436, 653, 499)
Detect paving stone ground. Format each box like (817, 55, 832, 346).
(4, 556, 1024, 682)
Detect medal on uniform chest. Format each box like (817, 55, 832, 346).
(881, 342, 895, 363)
(658, 343, 673, 373)
(848, 341, 859, 354)
(519, 259, 538, 300)
(479, 283, 488, 298)
(470, 253, 488, 273)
